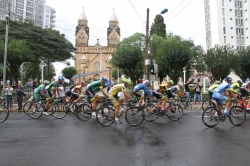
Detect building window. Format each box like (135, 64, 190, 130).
(222, 8, 225, 16)
(230, 9, 232, 11)
(230, 18, 232, 20)
(223, 27, 226, 34)
(223, 17, 225, 25)
(224, 36, 226, 43)
(222, 0, 224, 6)
(231, 27, 233, 29)
(231, 36, 233, 38)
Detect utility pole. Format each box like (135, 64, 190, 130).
(1, 3, 10, 97)
(143, 8, 150, 80)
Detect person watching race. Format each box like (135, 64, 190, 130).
(44, 76, 65, 116)
(132, 80, 152, 107)
(212, 77, 237, 117)
(85, 77, 109, 116)
(109, 79, 133, 124)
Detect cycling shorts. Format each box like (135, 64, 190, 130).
(239, 88, 250, 97)
(212, 92, 228, 106)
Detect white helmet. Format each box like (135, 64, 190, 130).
(43, 80, 50, 84)
(143, 80, 149, 84)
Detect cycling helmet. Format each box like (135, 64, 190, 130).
(143, 80, 149, 84)
(237, 80, 242, 83)
(224, 77, 232, 82)
(43, 80, 50, 84)
(58, 76, 65, 80)
(102, 77, 109, 84)
(123, 78, 130, 84)
(167, 80, 174, 85)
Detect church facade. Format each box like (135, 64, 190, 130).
(74, 8, 120, 82)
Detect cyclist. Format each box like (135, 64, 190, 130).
(212, 77, 237, 117)
(231, 80, 242, 93)
(152, 80, 174, 112)
(33, 80, 50, 112)
(239, 81, 250, 110)
(208, 81, 221, 99)
(132, 80, 152, 107)
(71, 81, 86, 104)
(109, 79, 133, 124)
(85, 77, 109, 116)
(166, 83, 185, 99)
(44, 76, 65, 116)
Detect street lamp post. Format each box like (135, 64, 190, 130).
(38, 59, 47, 83)
(183, 67, 186, 84)
(2, 14, 10, 97)
(96, 39, 102, 79)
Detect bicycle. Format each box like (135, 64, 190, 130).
(202, 99, 246, 128)
(0, 97, 9, 123)
(131, 94, 160, 122)
(28, 97, 67, 119)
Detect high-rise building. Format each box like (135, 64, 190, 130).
(204, 0, 250, 50)
(0, 0, 55, 29)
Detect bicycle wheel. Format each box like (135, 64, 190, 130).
(22, 101, 33, 115)
(0, 106, 9, 123)
(96, 106, 115, 126)
(181, 101, 192, 115)
(28, 102, 43, 119)
(166, 104, 183, 121)
(143, 104, 159, 122)
(202, 107, 220, 128)
(202, 99, 213, 111)
(125, 106, 144, 126)
(229, 106, 246, 126)
(52, 103, 68, 119)
(75, 103, 92, 121)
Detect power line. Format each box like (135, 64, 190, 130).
(165, 0, 186, 18)
(127, 0, 144, 23)
(166, 0, 194, 22)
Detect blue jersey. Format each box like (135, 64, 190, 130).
(133, 83, 152, 96)
(213, 83, 231, 94)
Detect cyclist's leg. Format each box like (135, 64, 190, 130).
(109, 94, 121, 123)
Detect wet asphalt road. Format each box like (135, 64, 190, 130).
(1, 111, 250, 166)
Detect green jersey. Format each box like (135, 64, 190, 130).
(208, 84, 218, 92)
(88, 80, 103, 93)
(34, 84, 45, 94)
(45, 81, 59, 91)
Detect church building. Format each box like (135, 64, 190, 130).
(74, 8, 120, 82)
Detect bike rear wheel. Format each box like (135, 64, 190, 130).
(166, 104, 183, 121)
(28, 102, 43, 119)
(125, 106, 144, 126)
(202, 107, 220, 128)
(75, 103, 92, 121)
(23, 101, 33, 115)
(96, 106, 115, 126)
(52, 103, 68, 119)
(0, 106, 9, 123)
(229, 106, 246, 126)
(143, 104, 159, 122)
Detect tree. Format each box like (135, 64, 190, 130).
(112, 33, 144, 87)
(61, 66, 77, 80)
(155, 36, 194, 84)
(0, 39, 34, 85)
(23, 62, 41, 83)
(0, 20, 75, 62)
(150, 14, 166, 38)
(201, 45, 238, 81)
(232, 47, 250, 81)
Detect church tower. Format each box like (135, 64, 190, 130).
(107, 9, 120, 46)
(75, 7, 89, 47)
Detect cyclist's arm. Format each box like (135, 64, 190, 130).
(123, 90, 132, 100)
(100, 88, 109, 98)
(176, 90, 185, 97)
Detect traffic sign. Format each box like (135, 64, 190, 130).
(150, 75, 156, 81)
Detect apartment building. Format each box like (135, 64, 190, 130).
(205, 0, 250, 50)
(0, 0, 55, 29)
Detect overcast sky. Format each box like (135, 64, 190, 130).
(46, 0, 206, 77)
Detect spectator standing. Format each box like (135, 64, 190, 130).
(184, 78, 194, 107)
(106, 78, 114, 93)
(5, 84, 13, 110)
(32, 80, 37, 89)
(193, 81, 203, 109)
(16, 83, 24, 110)
(26, 79, 32, 94)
